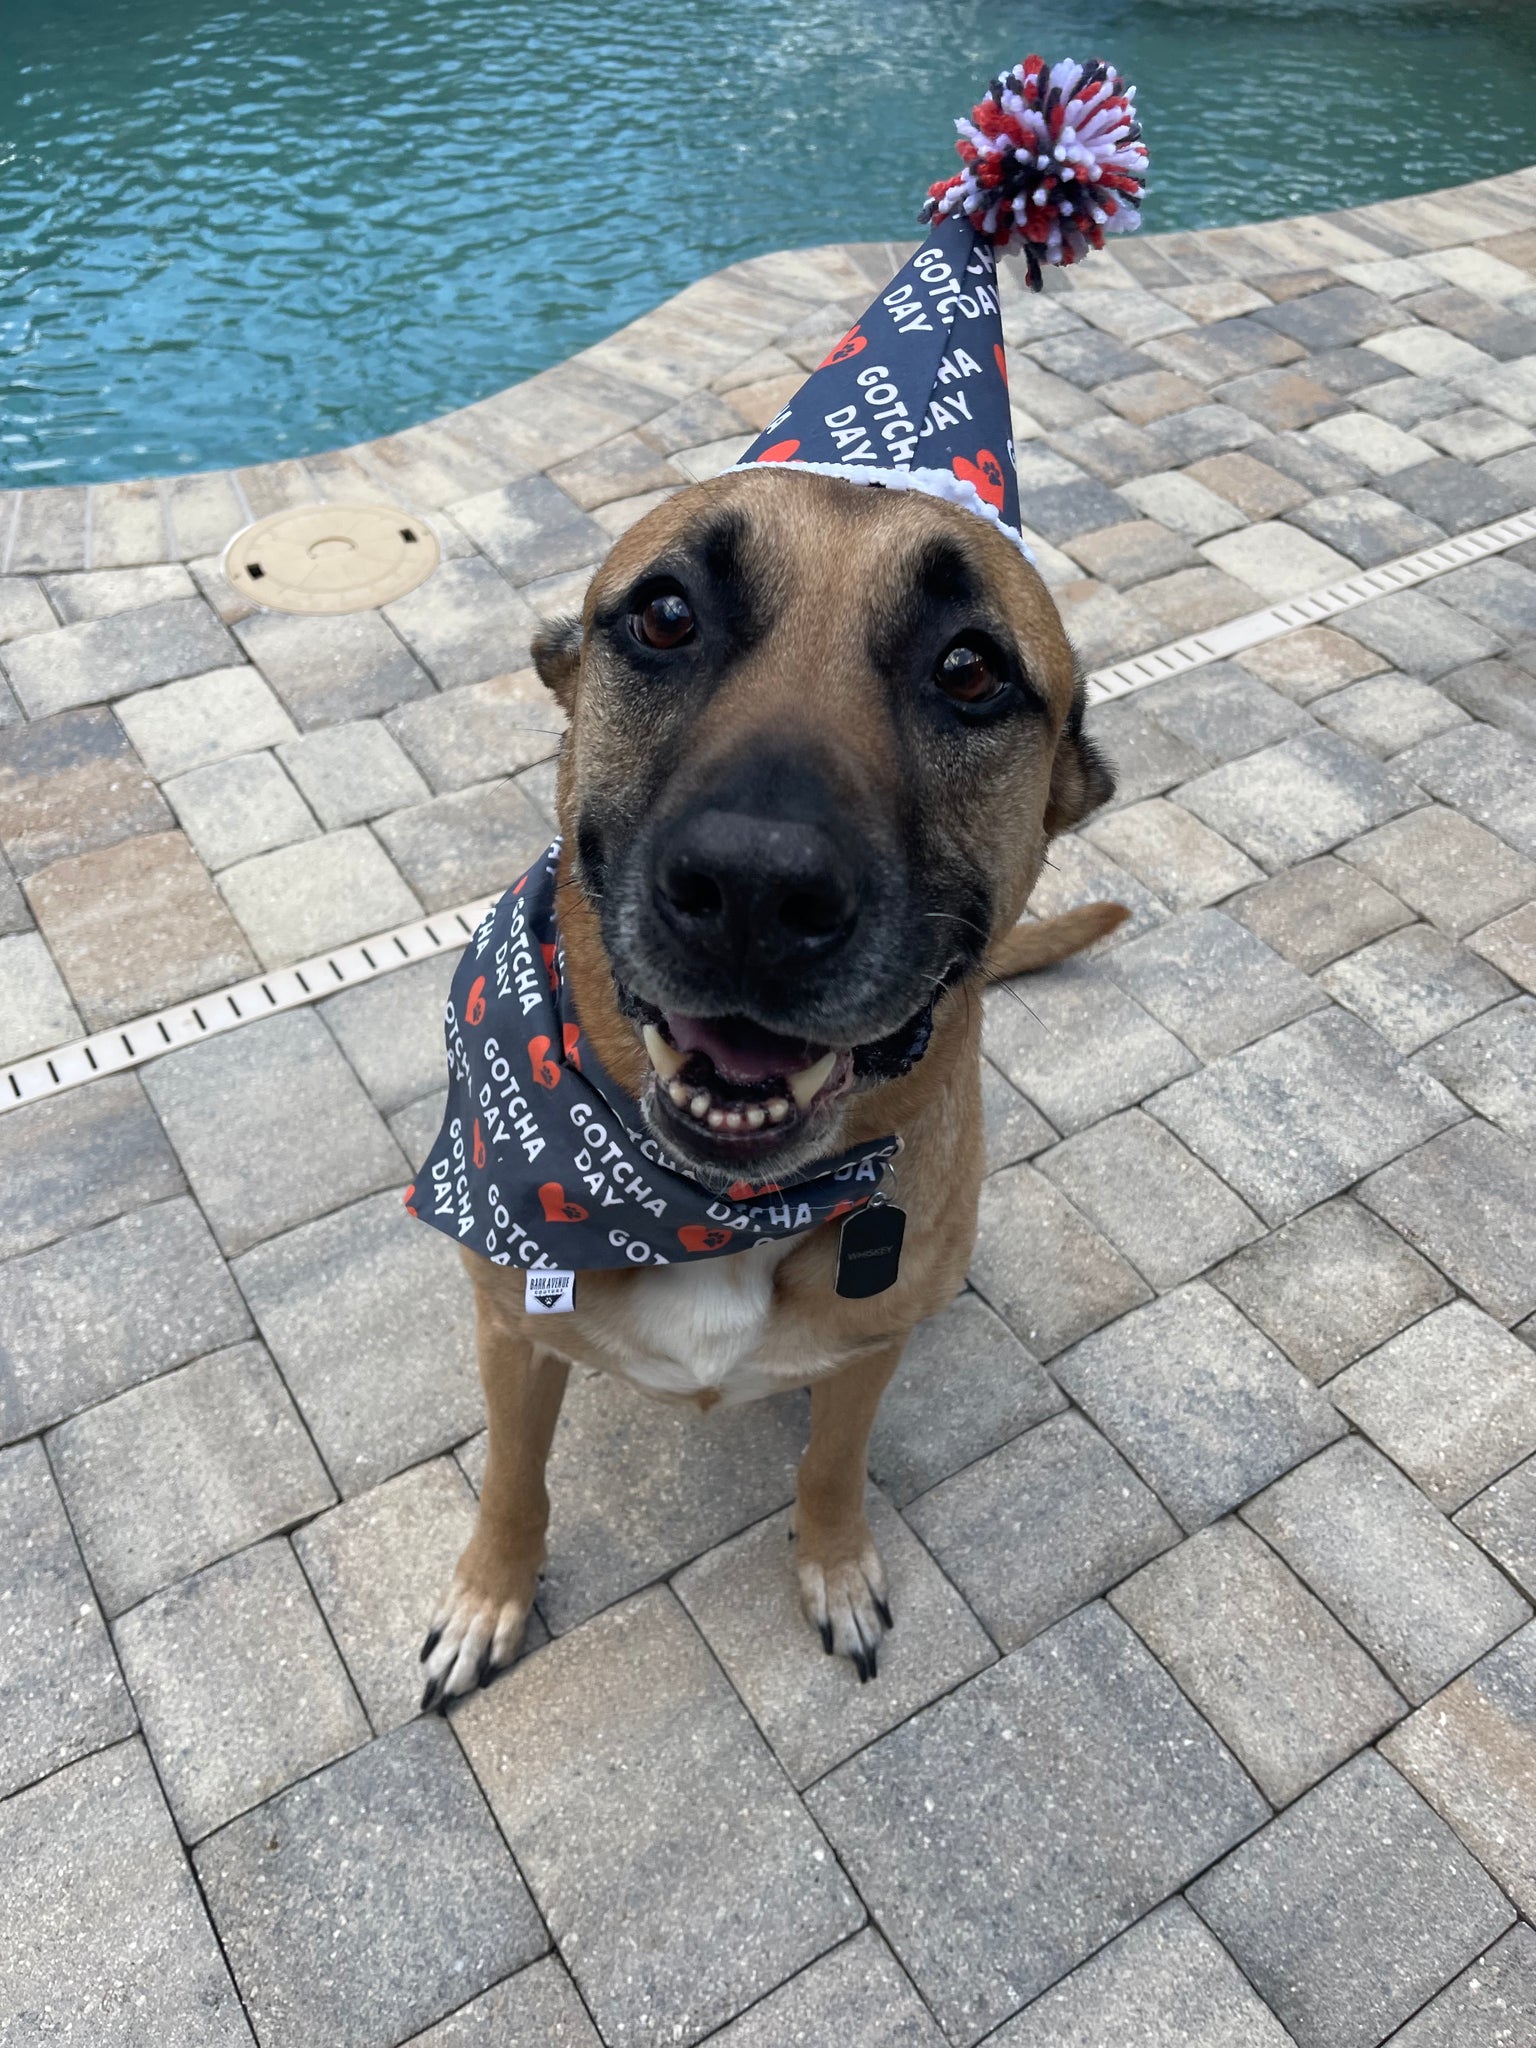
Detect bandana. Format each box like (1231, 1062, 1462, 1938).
(406, 841, 898, 1285)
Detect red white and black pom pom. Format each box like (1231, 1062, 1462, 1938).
(922, 57, 1148, 290)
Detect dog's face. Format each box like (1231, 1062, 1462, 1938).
(534, 468, 1111, 1189)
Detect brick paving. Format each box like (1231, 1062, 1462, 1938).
(3, 170, 1536, 2044)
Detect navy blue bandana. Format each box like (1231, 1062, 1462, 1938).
(407, 842, 898, 1285)
(735, 214, 1028, 555)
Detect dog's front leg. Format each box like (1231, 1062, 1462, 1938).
(420, 1276, 569, 1710)
(795, 1340, 903, 1682)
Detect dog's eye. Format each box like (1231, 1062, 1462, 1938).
(935, 640, 1005, 706)
(631, 586, 696, 651)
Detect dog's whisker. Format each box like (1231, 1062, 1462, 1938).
(982, 972, 1045, 1030)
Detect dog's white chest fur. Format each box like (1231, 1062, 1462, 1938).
(605, 1241, 801, 1405)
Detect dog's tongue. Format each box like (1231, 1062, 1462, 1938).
(664, 1012, 824, 1086)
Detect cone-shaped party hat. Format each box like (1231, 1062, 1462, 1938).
(735, 56, 1148, 555)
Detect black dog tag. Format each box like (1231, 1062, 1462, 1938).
(835, 1202, 906, 1298)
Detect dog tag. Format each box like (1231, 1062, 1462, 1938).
(526, 1268, 576, 1314)
(835, 1202, 906, 1298)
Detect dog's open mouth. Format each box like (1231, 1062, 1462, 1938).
(639, 1011, 853, 1145)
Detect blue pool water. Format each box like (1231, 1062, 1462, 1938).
(5, 0, 1535, 486)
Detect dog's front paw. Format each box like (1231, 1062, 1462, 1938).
(795, 1520, 892, 1684)
(419, 1543, 537, 1712)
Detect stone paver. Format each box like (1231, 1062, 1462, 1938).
(0, 1741, 252, 2046)
(1148, 1008, 1464, 1225)
(0, 598, 238, 718)
(1178, 728, 1421, 873)
(1342, 802, 1536, 937)
(1321, 923, 1514, 1051)
(319, 950, 455, 1114)
(1036, 1108, 1263, 1288)
(1458, 1455, 1536, 1600)
(807, 1601, 1267, 2044)
(195, 1718, 545, 2048)
(1108, 908, 1324, 1060)
(164, 749, 319, 869)
(1231, 852, 1412, 970)
(1390, 1924, 1536, 2048)
(675, 1487, 995, 1786)
(0, 1440, 136, 1800)
(706, 1930, 944, 2048)
(277, 719, 430, 827)
(27, 828, 258, 1028)
(994, 1899, 1296, 2048)
(1053, 1283, 1343, 1530)
(1244, 1438, 1531, 1704)
(0, 929, 80, 1062)
(906, 1410, 1178, 1651)
(48, 1340, 335, 1616)
(457, 1586, 863, 2047)
(970, 1161, 1152, 1358)
(982, 964, 1196, 1134)
(0, 703, 170, 877)
(1190, 1751, 1514, 2048)
(373, 777, 550, 910)
(234, 608, 432, 728)
(1332, 1301, 1536, 1511)
(235, 1189, 480, 1496)
(1360, 1118, 1536, 1324)
(403, 1958, 600, 2047)
(217, 823, 421, 966)
(867, 1291, 1063, 1505)
(1383, 1622, 1536, 1917)
(116, 665, 299, 779)
(1314, 669, 1467, 755)
(1212, 1195, 1452, 1382)
(293, 1458, 486, 1734)
(1083, 797, 1264, 910)
(0, 1196, 251, 1441)
(142, 1008, 406, 1257)
(115, 1537, 370, 1841)
(1112, 1517, 1404, 1806)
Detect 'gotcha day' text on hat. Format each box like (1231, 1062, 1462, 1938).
(735, 56, 1149, 556)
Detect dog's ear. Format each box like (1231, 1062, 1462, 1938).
(531, 614, 582, 711)
(1043, 680, 1115, 837)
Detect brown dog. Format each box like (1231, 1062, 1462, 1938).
(419, 465, 1123, 1704)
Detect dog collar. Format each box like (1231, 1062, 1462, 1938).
(406, 841, 900, 1281)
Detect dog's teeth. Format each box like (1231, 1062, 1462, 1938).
(766, 1097, 789, 1122)
(689, 1092, 710, 1118)
(788, 1051, 838, 1109)
(667, 1079, 689, 1107)
(642, 1024, 685, 1081)
(745, 1106, 765, 1130)
(725, 1111, 745, 1132)
(707, 1108, 726, 1130)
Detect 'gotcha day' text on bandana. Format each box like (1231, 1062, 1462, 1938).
(406, 841, 898, 1277)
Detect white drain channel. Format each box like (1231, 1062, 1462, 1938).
(4, 504, 1534, 1114)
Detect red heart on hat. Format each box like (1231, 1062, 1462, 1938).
(756, 439, 801, 463)
(678, 1224, 737, 1253)
(952, 450, 1007, 511)
(819, 326, 868, 367)
(539, 1183, 589, 1223)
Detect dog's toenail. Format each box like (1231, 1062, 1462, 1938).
(419, 1628, 441, 1665)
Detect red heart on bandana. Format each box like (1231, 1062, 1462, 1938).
(562, 1022, 582, 1070)
(539, 1183, 589, 1223)
(403, 1184, 417, 1217)
(540, 942, 558, 990)
(678, 1224, 736, 1253)
(952, 450, 1007, 511)
(528, 1036, 561, 1089)
(472, 1119, 486, 1170)
(464, 975, 487, 1027)
(756, 439, 801, 463)
(726, 1177, 781, 1200)
(819, 326, 868, 367)
(827, 1198, 859, 1222)
(994, 342, 1008, 387)
(512, 869, 530, 894)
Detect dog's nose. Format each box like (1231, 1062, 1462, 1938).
(654, 809, 858, 967)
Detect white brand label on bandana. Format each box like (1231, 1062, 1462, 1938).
(525, 1269, 576, 1315)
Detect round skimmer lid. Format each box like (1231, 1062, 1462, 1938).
(222, 503, 440, 614)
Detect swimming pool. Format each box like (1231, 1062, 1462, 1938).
(5, 0, 1535, 487)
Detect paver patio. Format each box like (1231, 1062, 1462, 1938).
(4, 169, 1536, 2045)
